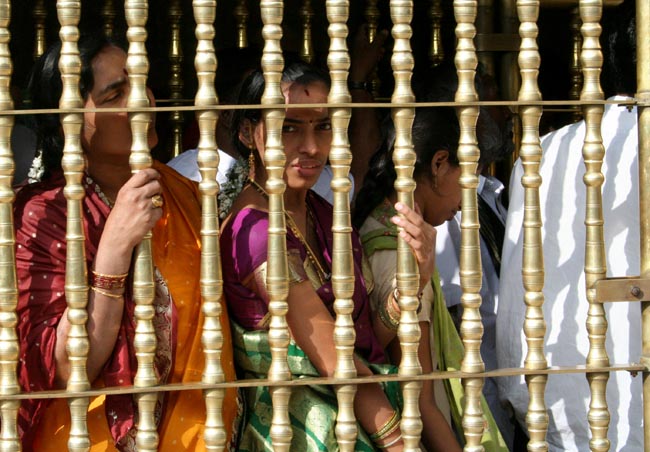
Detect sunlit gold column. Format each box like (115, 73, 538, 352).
(125, 1, 158, 450)
(169, 0, 184, 158)
(260, 1, 292, 450)
(454, 0, 485, 449)
(569, 8, 583, 122)
(364, 0, 381, 97)
(234, 0, 249, 48)
(579, 1, 610, 451)
(193, 1, 228, 449)
(389, 1, 422, 450)
(33, 0, 47, 60)
(638, 0, 650, 448)
(0, 2, 20, 450)
(517, 0, 548, 450)
(58, 2, 91, 449)
(326, 1, 357, 450)
(428, 0, 444, 67)
(300, 0, 314, 63)
(102, 0, 116, 39)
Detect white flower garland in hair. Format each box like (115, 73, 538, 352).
(217, 157, 249, 220)
(27, 148, 45, 183)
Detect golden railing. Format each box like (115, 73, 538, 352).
(0, 0, 647, 451)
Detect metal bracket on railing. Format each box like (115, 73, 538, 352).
(594, 276, 650, 303)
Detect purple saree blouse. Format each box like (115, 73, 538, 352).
(221, 190, 385, 365)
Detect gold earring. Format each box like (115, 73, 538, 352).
(248, 149, 256, 180)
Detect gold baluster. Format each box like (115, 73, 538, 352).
(326, 1, 357, 450)
(193, 0, 228, 449)
(389, 1, 422, 450)
(169, 0, 184, 158)
(454, 0, 485, 449)
(639, 0, 650, 448)
(517, 0, 549, 449)
(428, 0, 444, 67)
(570, 7, 583, 122)
(260, 1, 292, 450)
(58, 1, 90, 449)
(579, 1, 609, 451)
(300, 0, 315, 64)
(0, 1, 20, 449)
(102, 0, 116, 39)
(33, 0, 47, 60)
(234, 0, 249, 49)
(364, 0, 381, 97)
(125, 1, 158, 450)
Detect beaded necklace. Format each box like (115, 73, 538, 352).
(247, 179, 331, 283)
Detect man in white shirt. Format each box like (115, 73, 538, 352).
(497, 1, 641, 450)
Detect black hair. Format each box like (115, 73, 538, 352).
(27, 33, 125, 179)
(601, 0, 636, 97)
(352, 106, 460, 229)
(230, 61, 331, 160)
(414, 61, 514, 166)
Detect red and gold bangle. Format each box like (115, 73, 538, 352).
(90, 270, 128, 291)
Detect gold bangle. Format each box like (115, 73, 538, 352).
(386, 289, 401, 322)
(91, 286, 124, 299)
(377, 433, 403, 449)
(370, 411, 400, 441)
(378, 297, 399, 331)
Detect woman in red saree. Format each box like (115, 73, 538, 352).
(15, 34, 240, 451)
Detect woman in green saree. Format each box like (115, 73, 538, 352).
(353, 107, 509, 452)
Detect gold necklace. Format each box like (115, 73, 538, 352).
(247, 179, 331, 283)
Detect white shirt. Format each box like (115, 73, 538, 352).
(167, 148, 237, 186)
(168, 148, 354, 204)
(436, 174, 514, 448)
(498, 97, 641, 451)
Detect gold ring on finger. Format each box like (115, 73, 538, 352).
(151, 194, 164, 209)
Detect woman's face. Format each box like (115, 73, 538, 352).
(421, 153, 463, 227)
(81, 45, 158, 164)
(252, 80, 331, 191)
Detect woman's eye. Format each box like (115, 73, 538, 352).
(103, 91, 122, 104)
(282, 125, 296, 133)
(318, 122, 332, 131)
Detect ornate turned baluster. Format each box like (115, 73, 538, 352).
(169, 0, 184, 158)
(364, 0, 381, 97)
(326, 1, 357, 450)
(193, 1, 228, 449)
(428, 0, 444, 67)
(454, 0, 485, 449)
(125, 1, 158, 450)
(0, 1, 20, 449)
(517, 0, 548, 450)
(102, 0, 116, 39)
(58, 2, 91, 451)
(260, 1, 292, 450)
(234, 0, 249, 48)
(570, 7, 583, 123)
(579, 1, 609, 451)
(300, 0, 314, 63)
(639, 0, 650, 446)
(33, 0, 47, 60)
(389, 1, 422, 450)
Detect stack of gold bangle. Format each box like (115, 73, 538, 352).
(370, 410, 401, 448)
(378, 288, 401, 331)
(90, 270, 128, 299)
